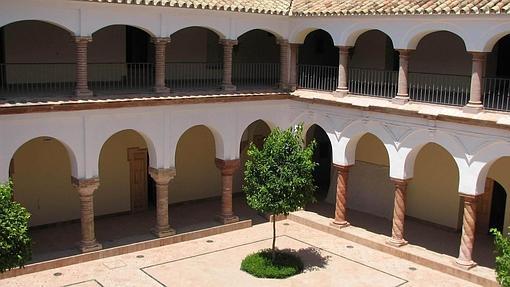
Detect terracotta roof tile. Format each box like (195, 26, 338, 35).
(81, 0, 510, 15)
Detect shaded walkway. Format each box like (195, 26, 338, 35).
(29, 195, 265, 263)
(305, 201, 495, 268)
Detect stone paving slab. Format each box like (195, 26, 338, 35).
(0, 220, 480, 287)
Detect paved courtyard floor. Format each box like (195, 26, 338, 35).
(1, 220, 481, 287)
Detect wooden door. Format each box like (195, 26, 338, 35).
(128, 147, 148, 213)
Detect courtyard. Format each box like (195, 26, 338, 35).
(0, 219, 482, 287)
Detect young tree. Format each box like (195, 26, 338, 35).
(243, 124, 316, 261)
(492, 228, 510, 287)
(0, 181, 31, 273)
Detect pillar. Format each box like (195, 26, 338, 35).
(220, 39, 237, 91)
(72, 177, 102, 253)
(465, 52, 486, 112)
(289, 44, 299, 91)
(331, 164, 351, 228)
(152, 37, 171, 94)
(334, 46, 350, 97)
(393, 49, 410, 104)
(278, 39, 290, 91)
(215, 158, 240, 224)
(387, 178, 408, 247)
(74, 37, 93, 97)
(456, 195, 479, 268)
(148, 168, 176, 237)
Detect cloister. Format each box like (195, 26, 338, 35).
(2, 0, 510, 283)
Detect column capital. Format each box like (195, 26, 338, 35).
(72, 177, 99, 197)
(75, 36, 92, 44)
(219, 39, 238, 46)
(336, 46, 352, 53)
(458, 193, 480, 202)
(397, 49, 412, 57)
(470, 52, 487, 61)
(390, 178, 409, 189)
(215, 158, 240, 175)
(152, 37, 171, 44)
(333, 164, 352, 173)
(149, 167, 176, 185)
(277, 38, 289, 46)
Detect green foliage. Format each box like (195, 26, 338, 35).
(0, 181, 31, 273)
(240, 250, 304, 278)
(492, 228, 510, 287)
(243, 124, 317, 216)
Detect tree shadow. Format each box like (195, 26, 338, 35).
(279, 247, 330, 271)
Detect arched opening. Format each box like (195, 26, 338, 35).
(233, 29, 280, 88)
(297, 29, 338, 91)
(484, 35, 510, 111)
(409, 31, 471, 106)
(170, 125, 222, 229)
(489, 181, 506, 233)
(89, 25, 154, 94)
(235, 120, 271, 224)
(305, 124, 332, 201)
(10, 137, 79, 261)
(167, 27, 223, 90)
(0, 20, 75, 98)
(349, 30, 398, 98)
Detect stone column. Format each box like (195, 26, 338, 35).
(149, 168, 176, 237)
(289, 44, 299, 91)
(456, 195, 479, 268)
(393, 49, 410, 104)
(215, 159, 240, 224)
(388, 178, 408, 247)
(72, 177, 102, 253)
(334, 46, 350, 97)
(152, 37, 171, 94)
(74, 37, 93, 97)
(331, 164, 351, 228)
(465, 52, 486, 112)
(278, 39, 290, 91)
(220, 39, 238, 91)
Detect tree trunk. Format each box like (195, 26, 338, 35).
(272, 214, 277, 262)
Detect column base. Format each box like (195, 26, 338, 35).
(330, 220, 350, 229)
(392, 95, 410, 105)
(279, 83, 291, 91)
(79, 240, 102, 253)
(333, 89, 348, 98)
(153, 86, 170, 94)
(151, 226, 176, 238)
(74, 89, 93, 97)
(221, 84, 237, 91)
(215, 214, 239, 224)
(463, 103, 483, 113)
(455, 258, 477, 270)
(386, 237, 408, 247)
(288, 84, 297, 92)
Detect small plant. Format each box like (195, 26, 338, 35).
(241, 249, 304, 278)
(243, 124, 316, 265)
(0, 181, 31, 273)
(492, 228, 510, 287)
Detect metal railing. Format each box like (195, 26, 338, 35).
(483, 77, 510, 112)
(409, 72, 470, 106)
(348, 68, 398, 98)
(232, 63, 280, 88)
(166, 62, 222, 90)
(0, 63, 75, 97)
(88, 63, 154, 93)
(297, 64, 338, 91)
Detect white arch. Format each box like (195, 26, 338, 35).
(480, 23, 510, 52)
(235, 28, 284, 41)
(237, 119, 275, 146)
(168, 25, 226, 39)
(0, 18, 77, 36)
(289, 27, 337, 45)
(340, 25, 397, 48)
(90, 23, 157, 38)
(399, 22, 468, 50)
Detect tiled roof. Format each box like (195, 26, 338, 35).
(82, 0, 510, 16)
(83, 0, 292, 15)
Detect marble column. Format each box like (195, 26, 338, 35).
(387, 178, 408, 247)
(215, 158, 240, 224)
(393, 49, 410, 104)
(220, 39, 238, 91)
(331, 164, 351, 228)
(148, 167, 176, 237)
(152, 37, 171, 94)
(334, 46, 350, 97)
(465, 52, 486, 112)
(72, 177, 102, 253)
(74, 37, 93, 97)
(456, 194, 479, 268)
